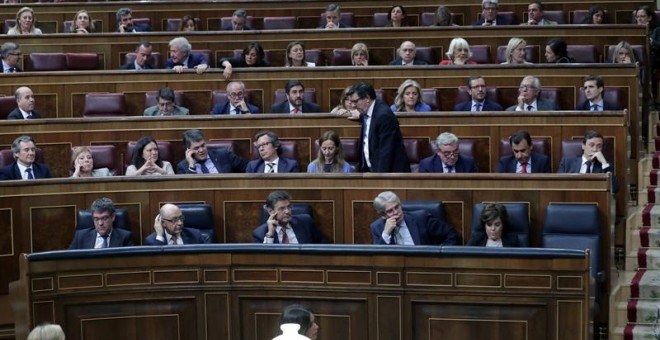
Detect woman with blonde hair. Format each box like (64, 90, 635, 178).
(331, 86, 360, 119)
(351, 43, 369, 66)
(501, 37, 531, 64)
(285, 41, 315, 67)
(71, 146, 112, 178)
(69, 9, 95, 34)
(7, 7, 41, 35)
(612, 41, 636, 64)
(440, 38, 476, 65)
(390, 79, 432, 112)
(307, 130, 352, 173)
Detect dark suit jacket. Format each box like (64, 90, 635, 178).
(496, 152, 551, 173)
(143, 227, 205, 245)
(165, 53, 208, 69)
(246, 157, 300, 173)
(370, 210, 457, 245)
(575, 100, 622, 111)
(7, 108, 42, 119)
(221, 25, 253, 31)
(3, 65, 22, 73)
(472, 14, 514, 26)
(211, 102, 261, 115)
(558, 156, 619, 193)
(0, 161, 52, 180)
(418, 154, 478, 173)
(359, 100, 411, 173)
(389, 58, 428, 66)
(453, 99, 503, 111)
(219, 57, 269, 68)
(119, 61, 154, 70)
(116, 23, 151, 33)
(176, 149, 247, 174)
(252, 214, 328, 243)
(506, 98, 560, 111)
(317, 23, 352, 28)
(466, 232, 521, 247)
(269, 100, 321, 114)
(68, 227, 134, 249)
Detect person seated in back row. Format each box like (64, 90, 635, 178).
(319, 4, 351, 29)
(390, 41, 427, 66)
(177, 129, 246, 174)
(419, 132, 478, 173)
(453, 76, 503, 111)
(558, 129, 619, 193)
(211, 81, 261, 115)
(143, 87, 189, 116)
(576, 75, 622, 111)
(506, 76, 560, 111)
(253, 190, 328, 243)
(165, 37, 208, 74)
(246, 130, 300, 173)
(270, 80, 321, 114)
(496, 130, 551, 173)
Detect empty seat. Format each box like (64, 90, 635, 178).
(330, 48, 352, 66)
(125, 140, 173, 169)
(567, 45, 598, 63)
(576, 87, 624, 110)
(206, 139, 238, 154)
(537, 87, 559, 108)
(263, 16, 297, 30)
(76, 208, 130, 231)
(191, 49, 213, 67)
(372, 13, 389, 27)
(470, 203, 530, 246)
(66, 53, 100, 70)
(458, 139, 476, 159)
(401, 200, 446, 222)
(421, 11, 463, 26)
(470, 45, 491, 64)
(305, 49, 325, 66)
(3, 19, 16, 34)
(496, 45, 539, 64)
(177, 203, 216, 243)
(499, 138, 550, 159)
(542, 10, 566, 24)
(403, 138, 432, 173)
(83, 93, 127, 117)
(72, 145, 120, 175)
(145, 91, 184, 109)
(455, 86, 500, 106)
(123, 52, 162, 69)
(27, 53, 67, 71)
(273, 89, 317, 105)
(0, 95, 17, 119)
(421, 88, 440, 110)
(319, 12, 353, 28)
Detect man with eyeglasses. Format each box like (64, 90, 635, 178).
(253, 190, 327, 244)
(453, 76, 503, 111)
(496, 130, 551, 173)
(144, 203, 205, 245)
(370, 191, 457, 246)
(1, 42, 22, 73)
(143, 87, 189, 116)
(419, 132, 478, 173)
(69, 198, 133, 249)
(177, 129, 246, 174)
(472, 0, 514, 26)
(7, 87, 41, 120)
(246, 130, 300, 173)
(120, 41, 154, 70)
(506, 75, 560, 111)
(211, 81, 261, 115)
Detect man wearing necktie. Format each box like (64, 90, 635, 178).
(269, 79, 321, 114)
(496, 130, 551, 173)
(453, 76, 503, 112)
(211, 81, 262, 115)
(165, 37, 209, 74)
(558, 130, 619, 193)
(575, 75, 623, 111)
(506, 75, 560, 112)
(245, 130, 300, 173)
(370, 191, 457, 246)
(68, 198, 134, 249)
(419, 132, 478, 173)
(253, 190, 328, 244)
(7, 87, 42, 120)
(144, 203, 206, 245)
(177, 129, 246, 174)
(0, 135, 52, 180)
(119, 41, 154, 70)
(1, 42, 23, 73)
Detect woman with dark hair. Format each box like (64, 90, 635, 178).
(637, 6, 660, 101)
(466, 203, 521, 247)
(179, 15, 198, 31)
(219, 42, 270, 79)
(280, 304, 319, 340)
(307, 130, 352, 173)
(385, 5, 407, 27)
(544, 38, 574, 63)
(125, 136, 174, 176)
(285, 41, 315, 67)
(580, 6, 604, 24)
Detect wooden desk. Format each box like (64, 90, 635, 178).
(10, 246, 590, 340)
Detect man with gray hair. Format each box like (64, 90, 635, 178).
(223, 9, 252, 31)
(165, 37, 209, 74)
(319, 4, 351, 29)
(0, 135, 51, 180)
(115, 7, 150, 33)
(506, 75, 560, 111)
(69, 197, 134, 249)
(419, 132, 478, 173)
(370, 191, 457, 245)
(472, 0, 514, 26)
(1, 42, 22, 73)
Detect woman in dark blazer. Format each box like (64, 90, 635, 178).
(467, 203, 521, 247)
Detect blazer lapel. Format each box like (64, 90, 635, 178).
(404, 215, 422, 245)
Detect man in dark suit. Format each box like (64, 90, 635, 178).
(558, 130, 619, 193)
(7, 87, 41, 120)
(165, 37, 209, 74)
(115, 8, 151, 33)
(270, 80, 321, 114)
(472, 0, 514, 26)
(253, 190, 327, 243)
(496, 130, 551, 173)
(120, 41, 154, 70)
(419, 132, 478, 173)
(576, 75, 623, 111)
(177, 129, 246, 174)
(370, 191, 457, 245)
(211, 81, 261, 115)
(347, 82, 411, 172)
(222, 9, 253, 31)
(0, 135, 51, 180)
(389, 41, 428, 66)
(1, 42, 22, 73)
(144, 203, 206, 245)
(453, 76, 503, 111)
(69, 198, 134, 249)
(246, 131, 300, 173)
(318, 4, 352, 29)
(506, 76, 561, 111)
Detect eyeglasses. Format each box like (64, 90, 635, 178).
(441, 150, 460, 158)
(93, 215, 112, 223)
(254, 141, 273, 149)
(162, 215, 185, 223)
(483, 6, 497, 11)
(158, 101, 174, 108)
(519, 85, 538, 91)
(229, 92, 245, 98)
(9, 52, 21, 56)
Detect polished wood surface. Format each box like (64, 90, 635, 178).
(10, 246, 591, 340)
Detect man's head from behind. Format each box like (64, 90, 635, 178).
(12, 135, 36, 167)
(373, 191, 403, 224)
(265, 190, 292, 226)
(398, 41, 416, 64)
(509, 130, 533, 164)
(90, 197, 116, 236)
(434, 132, 460, 166)
(182, 129, 208, 162)
(160, 203, 184, 236)
(134, 41, 152, 67)
(285, 79, 305, 107)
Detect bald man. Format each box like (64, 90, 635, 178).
(7, 87, 41, 119)
(143, 203, 206, 245)
(389, 41, 428, 66)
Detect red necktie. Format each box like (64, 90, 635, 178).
(291, 107, 300, 115)
(170, 234, 178, 245)
(281, 226, 289, 244)
(521, 163, 528, 174)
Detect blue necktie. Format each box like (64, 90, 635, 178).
(198, 161, 210, 173)
(25, 168, 34, 179)
(591, 104, 600, 111)
(101, 235, 109, 248)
